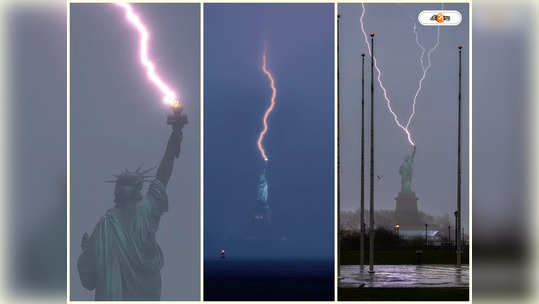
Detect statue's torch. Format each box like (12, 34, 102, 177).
(170, 100, 183, 114)
(167, 100, 188, 158)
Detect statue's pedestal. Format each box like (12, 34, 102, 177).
(395, 191, 421, 228)
(247, 200, 273, 240)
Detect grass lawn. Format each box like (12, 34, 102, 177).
(339, 287, 469, 301)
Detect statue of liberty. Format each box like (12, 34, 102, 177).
(257, 171, 268, 203)
(254, 169, 271, 224)
(77, 107, 188, 300)
(399, 146, 416, 194)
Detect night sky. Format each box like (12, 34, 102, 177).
(339, 3, 469, 230)
(70, 4, 200, 300)
(204, 4, 334, 260)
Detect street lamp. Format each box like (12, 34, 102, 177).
(393, 224, 400, 238)
(448, 225, 451, 246)
(425, 223, 428, 248)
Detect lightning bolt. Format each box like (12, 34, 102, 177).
(115, 2, 178, 106)
(360, 3, 415, 146)
(405, 6, 441, 130)
(360, 3, 443, 146)
(257, 49, 276, 162)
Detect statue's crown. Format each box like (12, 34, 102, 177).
(105, 165, 155, 185)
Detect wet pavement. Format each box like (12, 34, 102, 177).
(339, 264, 469, 288)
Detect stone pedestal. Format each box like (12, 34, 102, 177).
(395, 191, 421, 228)
(247, 200, 272, 240)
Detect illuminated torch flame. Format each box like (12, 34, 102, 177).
(115, 2, 179, 107)
(257, 49, 276, 162)
(171, 100, 182, 112)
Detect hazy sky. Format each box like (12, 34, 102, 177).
(339, 3, 469, 230)
(204, 4, 334, 259)
(8, 6, 67, 293)
(472, 8, 528, 237)
(70, 3, 200, 300)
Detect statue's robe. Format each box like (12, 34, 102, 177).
(77, 179, 168, 300)
(399, 160, 413, 193)
(257, 174, 268, 203)
(254, 173, 271, 225)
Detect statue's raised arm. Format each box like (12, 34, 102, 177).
(156, 105, 188, 186)
(411, 145, 416, 163)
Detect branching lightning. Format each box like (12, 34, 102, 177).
(406, 9, 441, 130)
(257, 50, 276, 162)
(115, 3, 178, 106)
(360, 3, 415, 146)
(360, 3, 442, 146)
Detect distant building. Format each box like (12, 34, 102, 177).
(399, 229, 443, 246)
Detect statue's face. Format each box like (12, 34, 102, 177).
(114, 182, 142, 203)
(404, 156, 410, 162)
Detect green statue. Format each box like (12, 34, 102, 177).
(399, 146, 416, 194)
(77, 107, 188, 300)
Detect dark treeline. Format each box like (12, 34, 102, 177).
(340, 209, 455, 236)
(340, 227, 470, 265)
(340, 227, 424, 250)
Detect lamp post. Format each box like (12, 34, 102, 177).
(448, 225, 451, 246)
(425, 223, 428, 248)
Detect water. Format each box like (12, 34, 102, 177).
(205, 259, 334, 300)
(339, 264, 469, 288)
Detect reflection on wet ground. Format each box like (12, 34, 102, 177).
(339, 264, 469, 288)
